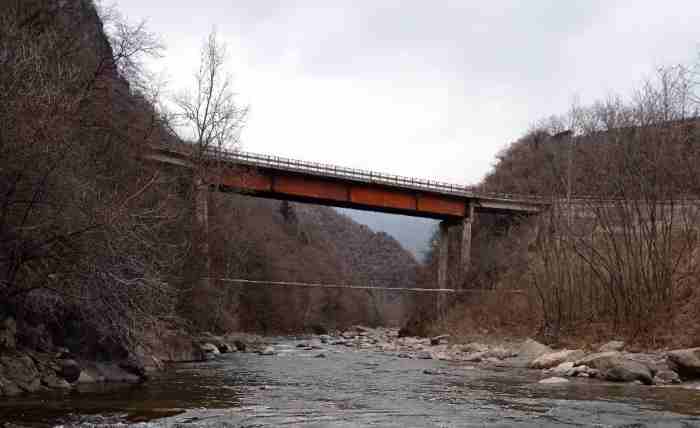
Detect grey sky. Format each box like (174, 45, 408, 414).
(115, 0, 700, 185)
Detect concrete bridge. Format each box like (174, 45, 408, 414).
(146, 146, 549, 289)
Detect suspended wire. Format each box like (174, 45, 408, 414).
(207, 278, 525, 294)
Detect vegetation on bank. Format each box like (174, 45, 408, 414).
(431, 64, 700, 349)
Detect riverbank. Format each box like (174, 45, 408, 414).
(3, 326, 700, 427)
(3, 321, 700, 400)
(0, 316, 267, 397)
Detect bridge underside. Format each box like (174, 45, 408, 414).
(213, 164, 471, 220)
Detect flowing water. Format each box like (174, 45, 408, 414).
(2, 339, 700, 427)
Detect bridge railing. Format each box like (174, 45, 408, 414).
(199, 147, 552, 204)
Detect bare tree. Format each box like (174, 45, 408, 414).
(173, 30, 248, 160)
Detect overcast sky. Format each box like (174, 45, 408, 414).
(113, 0, 700, 186)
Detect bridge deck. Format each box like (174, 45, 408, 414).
(147, 146, 550, 219)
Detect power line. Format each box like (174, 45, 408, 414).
(208, 278, 525, 294)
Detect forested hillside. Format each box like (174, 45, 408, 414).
(0, 0, 420, 365)
(428, 66, 700, 348)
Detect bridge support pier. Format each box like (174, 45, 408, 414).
(437, 203, 474, 290)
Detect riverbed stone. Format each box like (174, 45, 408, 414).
(574, 351, 622, 367)
(600, 359, 654, 385)
(430, 335, 450, 346)
(666, 348, 700, 380)
(42, 374, 71, 389)
(416, 351, 432, 359)
(77, 370, 97, 384)
(199, 343, 220, 357)
(530, 349, 585, 369)
(519, 339, 552, 360)
(462, 342, 489, 353)
(259, 346, 276, 356)
(654, 369, 681, 384)
(598, 340, 625, 352)
(550, 361, 575, 375)
(576, 353, 653, 385)
(0, 353, 41, 393)
(539, 376, 569, 384)
(58, 359, 81, 383)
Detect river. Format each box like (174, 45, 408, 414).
(2, 338, 700, 427)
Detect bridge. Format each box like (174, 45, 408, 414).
(146, 145, 550, 289)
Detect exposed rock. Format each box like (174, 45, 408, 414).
(430, 335, 450, 346)
(314, 353, 327, 358)
(600, 359, 654, 385)
(416, 351, 432, 360)
(0, 353, 41, 393)
(216, 343, 234, 353)
(486, 346, 517, 360)
(0, 379, 22, 396)
(666, 348, 700, 380)
(233, 340, 247, 352)
(0, 317, 17, 350)
(310, 324, 329, 335)
(58, 359, 81, 383)
(550, 361, 575, 375)
(539, 376, 569, 384)
(423, 369, 448, 375)
(77, 370, 97, 384)
(463, 352, 486, 363)
(530, 349, 585, 369)
(319, 335, 332, 344)
(199, 343, 221, 360)
(91, 362, 140, 383)
(654, 369, 681, 385)
(398, 353, 412, 359)
(574, 351, 622, 367)
(519, 339, 552, 360)
(598, 340, 625, 352)
(576, 353, 653, 385)
(16, 322, 53, 352)
(462, 342, 489, 353)
(259, 346, 276, 356)
(42, 374, 71, 389)
(119, 357, 148, 381)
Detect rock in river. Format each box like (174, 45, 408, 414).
(575, 352, 654, 385)
(667, 348, 700, 380)
(519, 339, 552, 360)
(58, 359, 81, 383)
(539, 377, 569, 384)
(530, 349, 585, 369)
(259, 346, 276, 356)
(598, 340, 625, 352)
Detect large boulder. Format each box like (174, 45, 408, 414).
(58, 359, 81, 383)
(575, 352, 653, 385)
(666, 348, 700, 380)
(530, 349, 585, 369)
(600, 358, 654, 385)
(519, 339, 552, 360)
